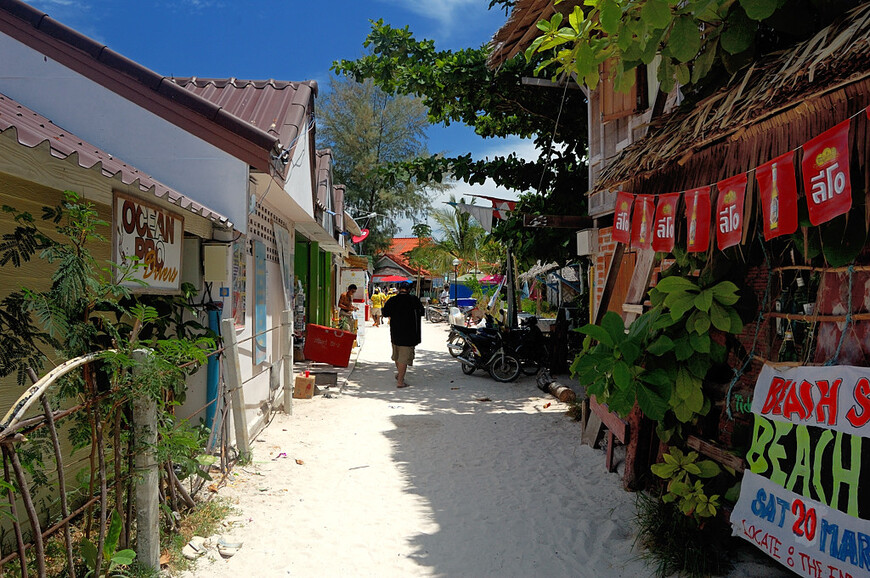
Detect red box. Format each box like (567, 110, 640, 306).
(303, 324, 355, 367)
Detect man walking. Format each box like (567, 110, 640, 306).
(381, 282, 425, 388)
(370, 287, 386, 327)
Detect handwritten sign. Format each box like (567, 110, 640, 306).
(113, 192, 183, 292)
(732, 364, 870, 577)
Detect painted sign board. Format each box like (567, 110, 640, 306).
(113, 192, 183, 292)
(731, 364, 870, 577)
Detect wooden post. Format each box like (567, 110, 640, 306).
(282, 309, 294, 415)
(594, 243, 626, 325)
(221, 319, 250, 461)
(131, 351, 159, 571)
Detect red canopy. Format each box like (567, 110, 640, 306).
(374, 275, 409, 283)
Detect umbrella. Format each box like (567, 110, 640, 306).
(374, 275, 409, 283)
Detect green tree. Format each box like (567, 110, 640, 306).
(316, 76, 444, 254)
(332, 19, 587, 265)
(528, 0, 858, 97)
(428, 196, 502, 275)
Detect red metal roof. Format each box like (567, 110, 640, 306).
(0, 91, 231, 226)
(0, 0, 312, 176)
(170, 77, 317, 166)
(384, 237, 434, 277)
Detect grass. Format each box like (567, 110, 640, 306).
(163, 497, 236, 573)
(634, 490, 732, 577)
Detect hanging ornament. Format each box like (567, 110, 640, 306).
(612, 191, 634, 244)
(684, 186, 711, 253)
(630, 195, 655, 250)
(756, 151, 799, 240)
(652, 193, 680, 253)
(715, 173, 747, 250)
(801, 119, 852, 226)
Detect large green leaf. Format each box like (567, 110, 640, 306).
(694, 289, 713, 312)
(647, 335, 675, 356)
(668, 292, 697, 320)
(727, 308, 744, 334)
(637, 379, 670, 420)
(599, 0, 622, 34)
(687, 355, 711, 379)
(696, 460, 722, 478)
(613, 360, 632, 390)
(691, 37, 719, 84)
(674, 336, 695, 361)
(675, 367, 700, 399)
(655, 276, 699, 294)
(608, 381, 637, 416)
(673, 399, 696, 422)
(709, 301, 731, 331)
(692, 310, 711, 334)
(642, 0, 673, 29)
(641, 368, 674, 388)
(739, 0, 778, 20)
(721, 8, 756, 54)
(81, 539, 98, 570)
(578, 323, 614, 347)
(685, 383, 705, 412)
(669, 15, 702, 63)
(711, 281, 740, 305)
(621, 340, 642, 365)
(689, 332, 710, 354)
(106, 510, 123, 557)
(601, 311, 627, 343)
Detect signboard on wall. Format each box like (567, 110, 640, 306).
(254, 240, 267, 365)
(113, 192, 183, 292)
(731, 364, 870, 577)
(232, 236, 246, 329)
(273, 224, 295, 310)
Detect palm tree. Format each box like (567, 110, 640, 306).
(429, 195, 501, 276)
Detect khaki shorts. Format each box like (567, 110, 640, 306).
(372, 307, 382, 316)
(391, 344, 416, 366)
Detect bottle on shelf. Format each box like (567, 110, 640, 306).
(778, 323, 800, 363)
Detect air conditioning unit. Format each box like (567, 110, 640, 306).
(576, 229, 599, 256)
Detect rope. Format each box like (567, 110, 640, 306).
(825, 265, 854, 365)
(726, 232, 772, 420)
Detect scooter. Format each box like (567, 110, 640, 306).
(426, 303, 450, 323)
(505, 316, 550, 376)
(450, 316, 521, 382)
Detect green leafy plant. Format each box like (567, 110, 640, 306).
(571, 269, 742, 439)
(81, 510, 136, 577)
(651, 447, 721, 519)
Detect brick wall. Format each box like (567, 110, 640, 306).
(594, 227, 616, 313)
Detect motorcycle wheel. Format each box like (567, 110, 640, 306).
(489, 354, 521, 382)
(447, 333, 464, 357)
(430, 309, 444, 323)
(520, 343, 550, 376)
(461, 361, 476, 375)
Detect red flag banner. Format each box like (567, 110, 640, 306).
(801, 119, 852, 225)
(756, 151, 799, 240)
(652, 193, 680, 253)
(612, 191, 634, 244)
(716, 173, 747, 250)
(685, 186, 711, 253)
(631, 195, 655, 250)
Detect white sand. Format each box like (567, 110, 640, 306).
(177, 319, 782, 577)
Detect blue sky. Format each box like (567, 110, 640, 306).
(28, 0, 536, 230)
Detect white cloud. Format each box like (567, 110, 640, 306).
(378, 0, 482, 32)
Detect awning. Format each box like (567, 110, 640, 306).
(373, 275, 410, 283)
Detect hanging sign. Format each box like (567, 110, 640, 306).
(113, 192, 183, 292)
(630, 195, 655, 250)
(716, 173, 747, 250)
(685, 186, 711, 253)
(756, 151, 799, 240)
(731, 364, 870, 578)
(612, 191, 634, 244)
(652, 193, 680, 253)
(801, 119, 852, 226)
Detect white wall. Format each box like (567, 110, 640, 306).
(0, 34, 250, 233)
(282, 127, 315, 217)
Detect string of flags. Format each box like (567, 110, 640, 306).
(612, 107, 866, 252)
(447, 195, 517, 233)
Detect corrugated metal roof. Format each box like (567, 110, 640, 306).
(0, 91, 232, 227)
(0, 0, 297, 175)
(314, 149, 332, 210)
(171, 77, 316, 166)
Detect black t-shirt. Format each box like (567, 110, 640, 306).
(381, 292, 425, 346)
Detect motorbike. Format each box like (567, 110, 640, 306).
(426, 303, 450, 323)
(506, 316, 550, 376)
(448, 315, 521, 382)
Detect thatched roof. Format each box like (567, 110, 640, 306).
(487, 0, 581, 69)
(596, 3, 870, 196)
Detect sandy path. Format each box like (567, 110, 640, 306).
(178, 319, 781, 577)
